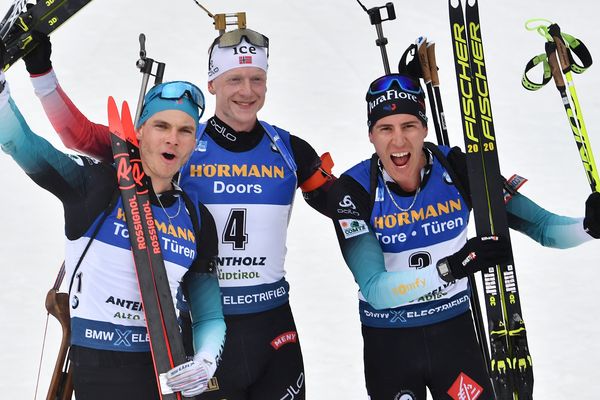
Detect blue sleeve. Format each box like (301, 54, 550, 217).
(336, 222, 445, 310)
(185, 271, 226, 360)
(328, 175, 445, 310)
(507, 192, 591, 248)
(0, 96, 86, 195)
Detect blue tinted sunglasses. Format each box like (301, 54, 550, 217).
(145, 81, 205, 111)
(368, 74, 423, 96)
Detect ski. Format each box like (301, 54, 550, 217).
(0, 0, 26, 40)
(1, 0, 94, 71)
(449, 1, 533, 399)
(108, 97, 188, 400)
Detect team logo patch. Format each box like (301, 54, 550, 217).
(447, 372, 483, 400)
(339, 219, 369, 239)
(271, 331, 298, 350)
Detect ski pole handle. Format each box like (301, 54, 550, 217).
(417, 38, 432, 84)
(546, 42, 566, 89)
(427, 42, 440, 87)
(549, 24, 572, 74)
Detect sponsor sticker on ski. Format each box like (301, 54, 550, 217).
(339, 219, 369, 239)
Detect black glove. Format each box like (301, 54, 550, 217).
(584, 192, 600, 239)
(436, 235, 512, 282)
(22, 31, 52, 75)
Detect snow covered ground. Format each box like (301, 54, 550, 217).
(1, 0, 599, 398)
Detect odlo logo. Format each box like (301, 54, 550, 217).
(339, 195, 356, 209)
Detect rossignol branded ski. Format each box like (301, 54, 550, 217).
(448, 1, 533, 399)
(108, 97, 189, 400)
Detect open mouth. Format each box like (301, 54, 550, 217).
(162, 152, 175, 161)
(390, 152, 410, 167)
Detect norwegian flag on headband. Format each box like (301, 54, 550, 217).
(239, 55, 253, 65)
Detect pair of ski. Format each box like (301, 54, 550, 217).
(1, 0, 94, 71)
(448, 1, 533, 399)
(108, 98, 190, 400)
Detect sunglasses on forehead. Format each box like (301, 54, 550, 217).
(210, 28, 269, 51)
(368, 74, 424, 96)
(145, 81, 205, 111)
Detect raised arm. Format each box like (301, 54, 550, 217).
(1, 73, 89, 197)
(23, 33, 113, 162)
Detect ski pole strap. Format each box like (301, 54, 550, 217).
(398, 42, 422, 79)
(521, 53, 552, 91)
(558, 30, 592, 74)
(522, 21, 592, 91)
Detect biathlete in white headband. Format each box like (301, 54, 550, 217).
(18, 27, 337, 400)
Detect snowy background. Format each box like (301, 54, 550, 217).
(1, 0, 599, 398)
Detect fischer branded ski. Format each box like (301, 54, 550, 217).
(449, 1, 533, 399)
(1, 0, 94, 71)
(108, 97, 189, 400)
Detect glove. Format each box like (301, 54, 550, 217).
(584, 192, 600, 239)
(437, 235, 511, 283)
(164, 352, 216, 397)
(22, 31, 52, 75)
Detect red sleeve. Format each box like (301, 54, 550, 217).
(31, 70, 113, 162)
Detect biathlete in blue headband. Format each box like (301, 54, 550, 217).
(1, 36, 226, 400)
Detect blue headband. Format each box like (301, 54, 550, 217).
(137, 81, 205, 129)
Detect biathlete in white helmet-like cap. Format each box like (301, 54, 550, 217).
(17, 25, 336, 400)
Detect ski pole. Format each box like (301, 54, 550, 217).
(356, 0, 396, 74)
(420, 36, 491, 378)
(416, 37, 444, 144)
(398, 32, 492, 377)
(133, 34, 166, 127)
(548, 25, 600, 193)
(426, 41, 450, 146)
(523, 20, 598, 193)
